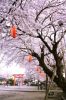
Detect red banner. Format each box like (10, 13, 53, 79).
(13, 74, 24, 78)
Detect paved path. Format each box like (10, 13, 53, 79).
(0, 86, 62, 100)
(0, 91, 62, 100)
(0, 91, 45, 100)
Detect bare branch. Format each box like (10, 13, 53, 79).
(35, 1, 66, 21)
(36, 29, 52, 53)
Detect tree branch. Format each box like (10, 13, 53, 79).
(36, 29, 52, 53)
(35, 1, 66, 21)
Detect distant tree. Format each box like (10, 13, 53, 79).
(7, 78, 14, 86)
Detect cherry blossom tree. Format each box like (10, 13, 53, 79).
(0, 0, 66, 95)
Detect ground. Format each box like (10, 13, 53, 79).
(0, 85, 62, 100)
(0, 91, 45, 100)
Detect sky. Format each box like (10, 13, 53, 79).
(0, 54, 25, 78)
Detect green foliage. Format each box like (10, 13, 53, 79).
(7, 78, 14, 85)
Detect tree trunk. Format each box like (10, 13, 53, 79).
(39, 60, 66, 94)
